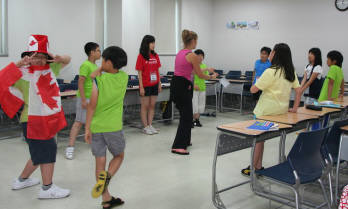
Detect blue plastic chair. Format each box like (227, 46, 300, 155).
(225, 70, 242, 80)
(214, 70, 224, 76)
(73, 75, 79, 81)
(256, 128, 331, 209)
(245, 71, 254, 81)
(322, 119, 348, 203)
(166, 71, 174, 76)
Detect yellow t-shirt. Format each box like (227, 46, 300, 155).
(253, 67, 300, 117)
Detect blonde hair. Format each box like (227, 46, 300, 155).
(182, 29, 198, 46)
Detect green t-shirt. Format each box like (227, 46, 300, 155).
(77, 60, 98, 99)
(91, 71, 128, 133)
(318, 65, 344, 102)
(194, 64, 209, 91)
(13, 63, 62, 122)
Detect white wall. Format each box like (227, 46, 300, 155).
(0, 0, 103, 80)
(181, 0, 213, 65)
(107, 0, 122, 47)
(122, 0, 151, 74)
(210, 0, 348, 78)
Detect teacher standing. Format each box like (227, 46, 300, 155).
(170, 30, 217, 155)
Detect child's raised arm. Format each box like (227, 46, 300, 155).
(90, 67, 102, 79)
(85, 82, 98, 144)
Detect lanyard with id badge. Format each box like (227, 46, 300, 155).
(150, 72, 157, 83)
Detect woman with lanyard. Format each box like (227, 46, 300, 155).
(170, 30, 218, 155)
(136, 35, 162, 135)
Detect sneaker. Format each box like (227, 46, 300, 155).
(143, 126, 154, 135)
(149, 125, 159, 134)
(38, 184, 70, 199)
(194, 119, 203, 127)
(65, 146, 74, 160)
(12, 178, 40, 190)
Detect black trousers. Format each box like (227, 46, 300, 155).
(170, 76, 193, 149)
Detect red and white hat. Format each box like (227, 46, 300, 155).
(21, 34, 52, 59)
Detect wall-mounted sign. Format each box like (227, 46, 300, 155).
(226, 21, 259, 30)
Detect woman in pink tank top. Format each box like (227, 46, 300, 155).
(170, 30, 218, 155)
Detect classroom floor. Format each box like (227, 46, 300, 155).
(0, 112, 332, 209)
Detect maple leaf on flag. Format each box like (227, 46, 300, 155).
(36, 73, 60, 110)
(29, 40, 36, 46)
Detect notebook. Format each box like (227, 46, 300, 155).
(247, 121, 279, 131)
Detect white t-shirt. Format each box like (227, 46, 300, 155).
(305, 65, 322, 80)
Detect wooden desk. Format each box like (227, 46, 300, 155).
(60, 90, 77, 97)
(213, 120, 292, 208)
(257, 112, 318, 125)
(297, 106, 341, 117)
(217, 120, 291, 136)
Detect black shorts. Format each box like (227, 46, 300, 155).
(252, 91, 262, 101)
(144, 84, 159, 96)
(22, 123, 57, 166)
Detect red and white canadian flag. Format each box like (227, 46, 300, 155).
(0, 62, 67, 140)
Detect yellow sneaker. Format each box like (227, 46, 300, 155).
(92, 171, 107, 198)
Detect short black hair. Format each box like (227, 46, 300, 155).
(194, 49, 205, 58)
(327, 50, 344, 67)
(102, 46, 127, 69)
(84, 42, 99, 56)
(260, 47, 271, 55)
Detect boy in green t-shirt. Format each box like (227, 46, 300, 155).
(85, 46, 128, 208)
(192, 49, 215, 127)
(318, 50, 344, 102)
(66, 42, 101, 160)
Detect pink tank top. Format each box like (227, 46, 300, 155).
(174, 49, 193, 81)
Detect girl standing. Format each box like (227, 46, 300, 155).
(136, 35, 162, 135)
(241, 43, 302, 176)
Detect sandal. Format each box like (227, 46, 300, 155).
(102, 196, 124, 209)
(171, 149, 190, 155)
(92, 171, 108, 198)
(241, 166, 264, 177)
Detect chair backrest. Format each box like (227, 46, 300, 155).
(161, 77, 169, 84)
(129, 75, 138, 80)
(323, 119, 348, 159)
(288, 128, 328, 177)
(73, 75, 79, 81)
(167, 71, 174, 76)
(215, 70, 224, 76)
(245, 71, 253, 77)
(225, 70, 242, 79)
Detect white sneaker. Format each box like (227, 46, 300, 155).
(12, 178, 40, 190)
(38, 184, 70, 199)
(143, 126, 154, 135)
(149, 125, 159, 134)
(65, 146, 74, 160)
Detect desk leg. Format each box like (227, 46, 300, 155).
(279, 130, 287, 163)
(250, 138, 257, 193)
(212, 132, 227, 209)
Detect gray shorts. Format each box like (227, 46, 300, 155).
(75, 98, 89, 123)
(91, 131, 126, 157)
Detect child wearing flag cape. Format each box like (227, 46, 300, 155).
(0, 35, 71, 199)
(85, 46, 128, 209)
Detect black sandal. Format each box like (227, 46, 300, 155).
(171, 150, 190, 155)
(102, 196, 124, 209)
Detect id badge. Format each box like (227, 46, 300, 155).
(150, 73, 157, 82)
